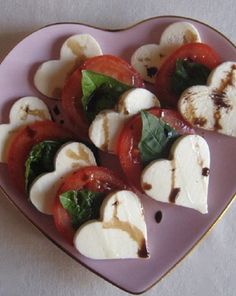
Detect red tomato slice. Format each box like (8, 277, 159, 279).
(61, 55, 144, 138)
(155, 43, 221, 108)
(80, 55, 145, 86)
(53, 166, 127, 244)
(7, 120, 75, 192)
(117, 108, 195, 192)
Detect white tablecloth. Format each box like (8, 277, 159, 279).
(0, 1, 235, 295)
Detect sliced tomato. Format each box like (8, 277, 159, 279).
(61, 55, 144, 138)
(80, 55, 145, 86)
(7, 120, 75, 192)
(117, 108, 195, 192)
(53, 166, 127, 243)
(61, 69, 87, 137)
(155, 43, 221, 108)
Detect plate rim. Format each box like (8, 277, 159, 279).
(1, 15, 235, 65)
(0, 15, 235, 294)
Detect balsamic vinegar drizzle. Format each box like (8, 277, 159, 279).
(155, 211, 163, 224)
(103, 196, 149, 258)
(183, 64, 236, 130)
(169, 159, 180, 203)
(202, 167, 210, 177)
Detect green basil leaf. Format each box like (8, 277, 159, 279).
(81, 70, 132, 121)
(171, 59, 211, 96)
(138, 111, 179, 164)
(25, 140, 64, 192)
(59, 189, 104, 229)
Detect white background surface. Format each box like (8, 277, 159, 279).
(0, 1, 235, 295)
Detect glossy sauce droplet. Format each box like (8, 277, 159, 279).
(53, 105, 60, 115)
(202, 167, 210, 176)
(137, 239, 149, 258)
(213, 110, 222, 130)
(142, 182, 152, 190)
(169, 188, 180, 203)
(155, 211, 162, 223)
(146, 66, 158, 78)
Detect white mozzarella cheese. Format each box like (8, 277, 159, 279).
(74, 190, 149, 259)
(101, 190, 147, 236)
(60, 34, 102, 61)
(89, 89, 159, 154)
(0, 124, 17, 163)
(89, 110, 129, 154)
(131, 22, 201, 84)
(160, 21, 201, 53)
(179, 62, 236, 137)
(29, 142, 97, 215)
(34, 34, 102, 99)
(207, 61, 236, 87)
(34, 60, 75, 99)
(141, 135, 210, 214)
(117, 88, 160, 114)
(131, 44, 162, 83)
(75, 222, 141, 259)
(9, 96, 51, 123)
(0, 96, 51, 163)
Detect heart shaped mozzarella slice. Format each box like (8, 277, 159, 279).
(117, 88, 160, 114)
(30, 142, 97, 215)
(74, 190, 149, 259)
(131, 22, 201, 83)
(34, 34, 102, 99)
(141, 135, 210, 214)
(89, 89, 160, 153)
(179, 62, 236, 137)
(60, 34, 102, 61)
(89, 110, 128, 153)
(0, 96, 51, 163)
(34, 60, 75, 99)
(160, 21, 201, 53)
(9, 96, 51, 123)
(131, 44, 163, 83)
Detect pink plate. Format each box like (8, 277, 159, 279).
(0, 16, 235, 294)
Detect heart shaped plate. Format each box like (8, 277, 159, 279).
(0, 16, 235, 294)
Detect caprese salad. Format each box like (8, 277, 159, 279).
(1, 20, 236, 260)
(0, 96, 149, 260)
